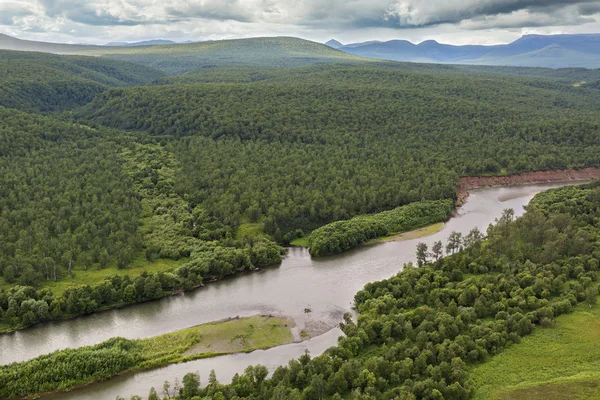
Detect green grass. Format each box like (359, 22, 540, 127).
(181, 315, 294, 357)
(291, 235, 311, 248)
(236, 221, 266, 239)
(471, 299, 600, 400)
(0, 256, 186, 297)
(138, 315, 294, 368)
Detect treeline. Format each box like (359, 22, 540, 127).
(77, 64, 600, 239)
(138, 181, 600, 399)
(309, 199, 454, 256)
(0, 337, 141, 398)
(0, 320, 206, 399)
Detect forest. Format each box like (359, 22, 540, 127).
(77, 64, 600, 239)
(0, 51, 164, 112)
(0, 45, 599, 335)
(129, 181, 600, 400)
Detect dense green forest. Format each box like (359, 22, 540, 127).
(86, 37, 366, 75)
(309, 200, 454, 256)
(78, 64, 600, 238)
(0, 106, 281, 331)
(0, 51, 164, 112)
(132, 181, 600, 399)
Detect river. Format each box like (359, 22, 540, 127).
(2, 183, 575, 399)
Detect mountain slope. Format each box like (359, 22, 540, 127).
(0, 50, 165, 112)
(0, 34, 369, 75)
(86, 37, 369, 74)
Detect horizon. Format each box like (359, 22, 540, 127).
(3, 31, 600, 48)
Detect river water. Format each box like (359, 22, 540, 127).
(1, 183, 575, 399)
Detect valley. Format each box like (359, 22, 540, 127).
(0, 31, 600, 400)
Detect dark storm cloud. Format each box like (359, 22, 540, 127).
(8, 0, 600, 30)
(374, 0, 600, 29)
(579, 3, 600, 16)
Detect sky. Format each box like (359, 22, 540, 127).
(1, 0, 600, 46)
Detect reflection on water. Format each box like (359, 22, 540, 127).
(1, 183, 579, 399)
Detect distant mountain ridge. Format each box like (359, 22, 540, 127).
(104, 39, 177, 47)
(325, 39, 343, 49)
(329, 34, 600, 68)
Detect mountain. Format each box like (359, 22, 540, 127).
(338, 34, 600, 68)
(104, 39, 177, 47)
(325, 39, 343, 49)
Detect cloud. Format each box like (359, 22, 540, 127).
(0, 1, 35, 25)
(0, 0, 599, 44)
(460, 8, 595, 30)
(379, 0, 599, 28)
(164, 0, 255, 22)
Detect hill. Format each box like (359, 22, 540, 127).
(86, 37, 369, 74)
(0, 33, 96, 53)
(0, 34, 369, 75)
(0, 50, 165, 112)
(339, 34, 600, 68)
(78, 63, 600, 239)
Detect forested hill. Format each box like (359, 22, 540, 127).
(0, 50, 165, 112)
(77, 64, 600, 238)
(153, 62, 600, 88)
(87, 37, 369, 74)
(0, 34, 369, 75)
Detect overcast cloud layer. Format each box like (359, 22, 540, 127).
(1, 0, 599, 45)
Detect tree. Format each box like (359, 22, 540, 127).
(61, 251, 73, 277)
(416, 242, 429, 267)
(431, 241, 443, 261)
(148, 387, 159, 400)
(446, 231, 463, 255)
(463, 227, 484, 248)
(162, 380, 172, 398)
(586, 287, 597, 307)
(182, 372, 200, 398)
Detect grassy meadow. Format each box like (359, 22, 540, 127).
(471, 299, 600, 400)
